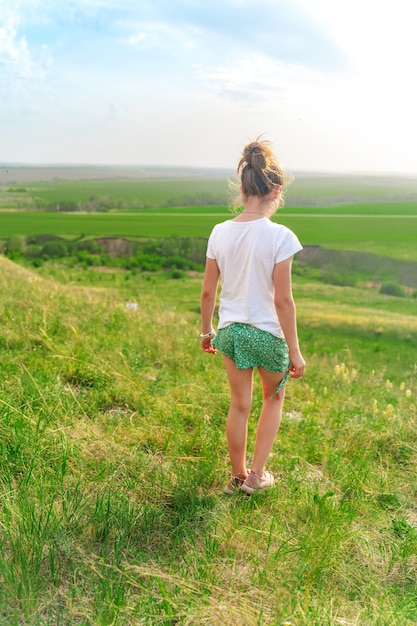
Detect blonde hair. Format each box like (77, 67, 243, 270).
(234, 137, 290, 207)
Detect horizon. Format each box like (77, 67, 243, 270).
(2, 163, 417, 180)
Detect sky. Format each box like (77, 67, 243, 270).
(1, 0, 416, 174)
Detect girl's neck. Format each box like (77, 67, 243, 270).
(234, 197, 274, 222)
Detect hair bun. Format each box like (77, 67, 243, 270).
(237, 137, 286, 201)
(243, 142, 264, 167)
(243, 141, 274, 171)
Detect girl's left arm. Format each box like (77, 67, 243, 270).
(274, 257, 305, 378)
(200, 257, 220, 353)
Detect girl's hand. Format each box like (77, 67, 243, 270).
(200, 337, 217, 354)
(289, 352, 305, 378)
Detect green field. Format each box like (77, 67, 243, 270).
(28, 178, 231, 207)
(1, 171, 416, 262)
(0, 177, 231, 211)
(2, 170, 417, 207)
(1, 204, 416, 262)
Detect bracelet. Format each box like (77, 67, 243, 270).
(200, 329, 216, 339)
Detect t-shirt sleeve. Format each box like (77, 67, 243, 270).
(206, 226, 218, 259)
(274, 227, 303, 264)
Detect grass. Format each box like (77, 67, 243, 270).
(1, 172, 416, 268)
(1, 204, 417, 263)
(0, 256, 416, 624)
(0, 178, 231, 210)
(27, 178, 231, 208)
(2, 172, 417, 209)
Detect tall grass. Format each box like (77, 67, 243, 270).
(0, 256, 416, 624)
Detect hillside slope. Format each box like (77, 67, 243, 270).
(0, 257, 416, 624)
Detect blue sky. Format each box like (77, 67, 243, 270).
(1, 0, 416, 173)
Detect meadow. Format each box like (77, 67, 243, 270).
(2, 169, 417, 209)
(0, 255, 417, 625)
(0, 171, 417, 624)
(1, 203, 417, 263)
(1, 171, 416, 262)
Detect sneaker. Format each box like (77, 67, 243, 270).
(240, 470, 275, 495)
(223, 475, 245, 495)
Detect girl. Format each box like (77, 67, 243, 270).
(200, 138, 305, 495)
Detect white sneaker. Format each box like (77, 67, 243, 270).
(241, 470, 275, 495)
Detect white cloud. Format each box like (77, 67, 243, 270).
(0, 2, 53, 96)
(0, 13, 33, 77)
(124, 31, 149, 49)
(121, 20, 199, 54)
(196, 50, 334, 107)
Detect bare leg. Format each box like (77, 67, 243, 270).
(222, 355, 253, 478)
(251, 367, 286, 477)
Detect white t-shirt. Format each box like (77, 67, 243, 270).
(206, 217, 302, 338)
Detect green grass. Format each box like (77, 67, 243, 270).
(1, 204, 417, 263)
(26, 178, 231, 207)
(284, 174, 417, 207)
(2, 172, 417, 210)
(0, 256, 417, 624)
(286, 202, 417, 215)
(0, 173, 416, 623)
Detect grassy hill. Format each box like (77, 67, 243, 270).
(0, 256, 416, 624)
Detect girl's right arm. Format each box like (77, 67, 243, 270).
(273, 257, 305, 378)
(200, 257, 220, 353)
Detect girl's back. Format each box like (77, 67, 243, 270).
(207, 217, 301, 337)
